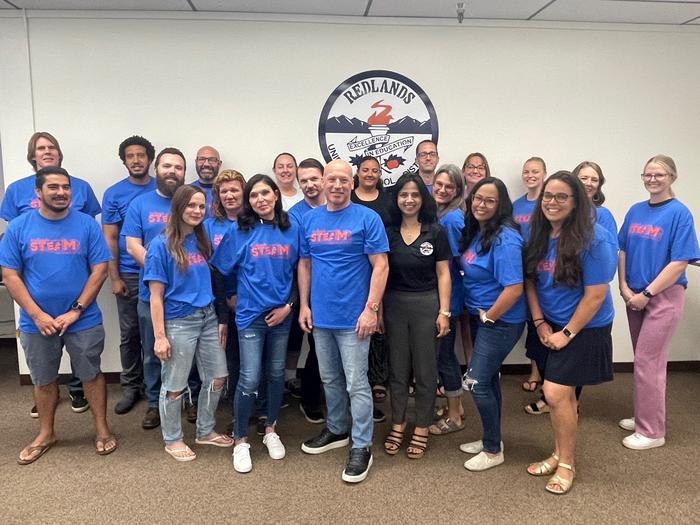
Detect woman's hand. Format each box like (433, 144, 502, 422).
(265, 304, 291, 327)
(218, 323, 228, 349)
(545, 330, 571, 351)
(536, 321, 553, 345)
(436, 314, 450, 338)
(626, 292, 650, 312)
(154, 336, 171, 361)
(376, 313, 385, 335)
(619, 284, 635, 303)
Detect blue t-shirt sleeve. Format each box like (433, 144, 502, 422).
(101, 189, 121, 225)
(582, 233, 617, 286)
(82, 184, 102, 217)
(0, 223, 22, 271)
(670, 211, 700, 263)
(86, 221, 112, 265)
(0, 184, 20, 221)
(300, 215, 311, 258)
(363, 212, 389, 255)
(492, 229, 524, 287)
(442, 212, 464, 256)
(143, 238, 169, 286)
(210, 228, 237, 277)
(596, 207, 618, 240)
(121, 200, 143, 239)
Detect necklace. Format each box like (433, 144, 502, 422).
(401, 223, 421, 245)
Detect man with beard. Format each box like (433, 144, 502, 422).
(102, 136, 156, 415)
(414, 140, 439, 192)
(122, 148, 186, 429)
(192, 146, 222, 211)
(1, 131, 101, 417)
(0, 166, 115, 464)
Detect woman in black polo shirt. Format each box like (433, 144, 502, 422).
(380, 173, 451, 459)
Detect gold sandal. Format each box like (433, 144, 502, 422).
(545, 462, 575, 495)
(527, 454, 559, 476)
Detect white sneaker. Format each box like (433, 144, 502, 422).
(464, 451, 504, 471)
(618, 417, 635, 431)
(233, 442, 252, 473)
(459, 440, 504, 454)
(622, 432, 665, 450)
(263, 432, 286, 460)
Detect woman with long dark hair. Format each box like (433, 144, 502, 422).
(145, 185, 231, 462)
(458, 177, 525, 471)
(211, 174, 299, 474)
(380, 173, 451, 459)
(524, 172, 617, 494)
(617, 155, 698, 450)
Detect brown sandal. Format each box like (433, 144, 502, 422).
(406, 432, 428, 459)
(383, 428, 404, 455)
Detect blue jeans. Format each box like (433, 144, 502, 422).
(159, 305, 228, 444)
(465, 316, 524, 453)
(314, 328, 373, 449)
(233, 314, 291, 439)
(437, 316, 462, 397)
(137, 300, 161, 407)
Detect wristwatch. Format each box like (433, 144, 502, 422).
(366, 302, 380, 312)
(642, 289, 654, 299)
(286, 301, 295, 310)
(480, 310, 495, 326)
(562, 326, 576, 339)
(439, 310, 452, 318)
(70, 300, 84, 312)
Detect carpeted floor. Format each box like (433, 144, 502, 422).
(1, 341, 698, 525)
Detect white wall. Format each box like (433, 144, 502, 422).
(1, 11, 699, 373)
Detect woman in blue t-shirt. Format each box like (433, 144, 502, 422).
(573, 161, 618, 240)
(458, 177, 526, 472)
(211, 174, 300, 474)
(429, 164, 467, 435)
(617, 155, 699, 451)
(524, 172, 617, 495)
(145, 185, 232, 462)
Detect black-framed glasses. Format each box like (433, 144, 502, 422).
(417, 151, 437, 159)
(465, 164, 486, 171)
(542, 192, 573, 204)
(472, 194, 498, 208)
(196, 156, 220, 164)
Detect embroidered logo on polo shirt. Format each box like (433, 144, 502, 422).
(419, 242, 433, 256)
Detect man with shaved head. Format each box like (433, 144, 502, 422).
(298, 159, 389, 483)
(192, 145, 222, 209)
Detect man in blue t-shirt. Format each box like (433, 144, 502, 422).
(102, 136, 156, 415)
(298, 159, 389, 484)
(191, 145, 222, 213)
(122, 147, 186, 430)
(0, 131, 100, 416)
(0, 166, 115, 464)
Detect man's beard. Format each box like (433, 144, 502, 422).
(156, 176, 183, 197)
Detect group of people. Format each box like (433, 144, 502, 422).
(1, 132, 697, 493)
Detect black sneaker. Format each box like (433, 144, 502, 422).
(301, 427, 350, 455)
(142, 407, 161, 429)
(342, 447, 373, 483)
(373, 406, 386, 423)
(69, 393, 89, 413)
(299, 404, 325, 424)
(184, 401, 197, 423)
(29, 405, 39, 418)
(286, 378, 302, 399)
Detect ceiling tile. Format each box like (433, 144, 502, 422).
(191, 0, 366, 16)
(369, 0, 551, 20)
(10, 0, 191, 10)
(533, 0, 700, 24)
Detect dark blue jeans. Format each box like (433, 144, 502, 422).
(465, 315, 524, 453)
(137, 300, 162, 408)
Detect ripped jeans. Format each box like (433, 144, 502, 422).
(159, 305, 228, 444)
(233, 313, 292, 440)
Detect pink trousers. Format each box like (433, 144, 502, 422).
(626, 284, 685, 439)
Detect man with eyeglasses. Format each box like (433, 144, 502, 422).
(414, 140, 439, 192)
(192, 146, 223, 212)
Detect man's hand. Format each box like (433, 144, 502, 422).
(355, 309, 377, 340)
(435, 314, 450, 338)
(32, 311, 61, 337)
(154, 336, 171, 361)
(218, 323, 228, 349)
(299, 305, 313, 333)
(111, 278, 128, 297)
(265, 305, 291, 327)
(55, 310, 81, 336)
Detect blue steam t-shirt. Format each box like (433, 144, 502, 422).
(191, 180, 213, 216)
(534, 224, 617, 327)
(619, 199, 699, 291)
(595, 206, 618, 246)
(301, 203, 389, 329)
(205, 217, 237, 297)
(211, 221, 300, 330)
(439, 208, 465, 315)
(460, 226, 526, 324)
(1, 173, 101, 221)
(101, 177, 156, 274)
(512, 194, 537, 241)
(0, 209, 111, 333)
(121, 190, 172, 301)
(143, 233, 213, 320)
(288, 199, 314, 227)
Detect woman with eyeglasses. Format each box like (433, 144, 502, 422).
(462, 152, 490, 195)
(512, 157, 548, 398)
(524, 172, 617, 495)
(211, 174, 300, 473)
(428, 164, 467, 436)
(351, 155, 391, 416)
(145, 185, 232, 462)
(617, 155, 698, 450)
(381, 173, 451, 459)
(458, 177, 525, 472)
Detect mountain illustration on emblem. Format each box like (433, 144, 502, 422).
(325, 115, 432, 134)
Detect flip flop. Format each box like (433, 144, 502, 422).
(164, 444, 197, 462)
(95, 435, 118, 456)
(195, 433, 234, 448)
(18, 439, 57, 465)
(522, 380, 542, 392)
(429, 417, 465, 435)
